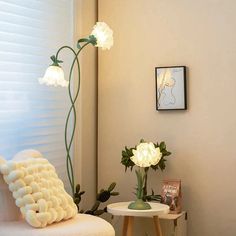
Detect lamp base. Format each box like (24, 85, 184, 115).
(128, 199, 151, 210)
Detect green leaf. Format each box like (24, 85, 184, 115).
(74, 197, 81, 204)
(50, 55, 56, 62)
(151, 164, 159, 171)
(161, 150, 168, 155)
(127, 148, 133, 156)
(79, 191, 85, 196)
(94, 209, 105, 216)
(76, 184, 80, 193)
(91, 201, 100, 211)
(110, 192, 119, 196)
(121, 148, 135, 170)
(77, 42, 81, 49)
(78, 38, 89, 43)
(122, 150, 128, 157)
(97, 190, 110, 202)
(159, 141, 166, 151)
(108, 182, 116, 192)
(158, 158, 166, 170)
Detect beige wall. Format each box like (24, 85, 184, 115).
(74, 0, 97, 210)
(98, 0, 236, 235)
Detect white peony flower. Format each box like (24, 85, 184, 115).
(38, 66, 68, 87)
(131, 142, 162, 168)
(91, 22, 113, 50)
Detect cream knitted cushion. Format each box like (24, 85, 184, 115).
(0, 150, 77, 228)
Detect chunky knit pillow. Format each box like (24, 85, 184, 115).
(0, 150, 77, 228)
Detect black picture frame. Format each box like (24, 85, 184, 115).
(155, 66, 187, 111)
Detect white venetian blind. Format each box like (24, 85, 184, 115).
(0, 0, 73, 186)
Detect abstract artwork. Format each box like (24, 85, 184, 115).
(155, 66, 187, 110)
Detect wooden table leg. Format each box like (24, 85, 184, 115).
(153, 216, 163, 236)
(123, 216, 129, 236)
(123, 216, 134, 236)
(127, 216, 134, 236)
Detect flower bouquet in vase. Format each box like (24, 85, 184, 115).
(121, 140, 171, 210)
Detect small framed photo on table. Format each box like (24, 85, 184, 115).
(155, 66, 187, 111)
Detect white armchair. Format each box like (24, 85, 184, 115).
(0, 151, 115, 236)
(0, 167, 21, 222)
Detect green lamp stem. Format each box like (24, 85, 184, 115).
(128, 167, 151, 210)
(55, 41, 91, 196)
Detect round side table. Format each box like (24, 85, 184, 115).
(107, 201, 169, 236)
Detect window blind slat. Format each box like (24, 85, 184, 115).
(0, 0, 73, 188)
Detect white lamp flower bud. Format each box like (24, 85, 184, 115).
(131, 142, 162, 168)
(38, 65, 68, 87)
(91, 22, 113, 50)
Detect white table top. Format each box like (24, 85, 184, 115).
(107, 202, 169, 217)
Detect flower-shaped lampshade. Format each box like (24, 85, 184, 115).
(91, 22, 113, 50)
(131, 142, 162, 168)
(38, 65, 68, 87)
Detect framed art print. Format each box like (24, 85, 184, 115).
(155, 66, 187, 111)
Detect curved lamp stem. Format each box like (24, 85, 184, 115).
(55, 42, 90, 196)
(41, 22, 112, 200)
(128, 167, 151, 210)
